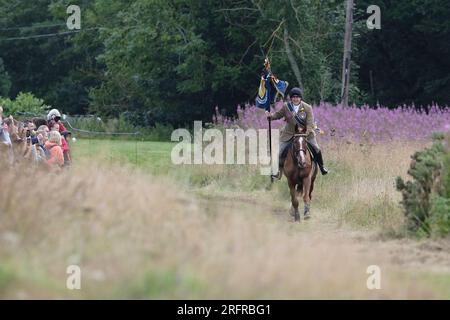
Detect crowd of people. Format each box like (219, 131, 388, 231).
(0, 106, 72, 171)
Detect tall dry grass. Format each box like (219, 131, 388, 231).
(0, 139, 444, 299)
(310, 140, 426, 233)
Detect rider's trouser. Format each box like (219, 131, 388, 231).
(307, 135, 321, 153)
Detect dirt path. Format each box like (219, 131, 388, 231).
(197, 189, 450, 298)
(201, 190, 450, 272)
(284, 202, 450, 276)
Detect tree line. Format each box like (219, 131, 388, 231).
(0, 0, 449, 126)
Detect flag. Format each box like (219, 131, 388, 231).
(256, 70, 288, 111)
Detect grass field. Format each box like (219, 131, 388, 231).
(1, 138, 449, 299)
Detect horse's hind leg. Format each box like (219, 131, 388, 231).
(289, 181, 300, 222)
(309, 163, 318, 200)
(303, 177, 312, 219)
(309, 178, 315, 201)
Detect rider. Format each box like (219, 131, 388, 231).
(266, 87, 329, 178)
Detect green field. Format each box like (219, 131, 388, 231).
(72, 139, 176, 174)
(1, 138, 449, 299)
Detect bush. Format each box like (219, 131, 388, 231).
(429, 196, 450, 236)
(146, 122, 174, 141)
(0, 92, 48, 116)
(396, 132, 450, 237)
(429, 141, 450, 236)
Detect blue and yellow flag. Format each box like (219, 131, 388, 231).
(255, 70, 288, 111)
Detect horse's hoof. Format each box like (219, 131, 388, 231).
(294, 213, 300, 222)
(304, 213, 311, 220)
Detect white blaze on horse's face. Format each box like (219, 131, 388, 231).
(295, 137, 306, 168)
(299, 137, 306, 167)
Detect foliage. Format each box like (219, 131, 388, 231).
(396, 133, 450, 237)
(429, 137, 450, 236)
(0, 1, 448, 126)
(429, 195, 450, 237)
(0, 92, 48, 115)
(215, 102, 450, 143)
(0, 58, 11, 97)
(355, 0, 450, 106)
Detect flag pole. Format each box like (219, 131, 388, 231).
(268, 107, 273, 183)
(264, 57, 274, 183)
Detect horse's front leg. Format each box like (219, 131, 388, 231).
(302, 177, 312, 219)
(289, 181, 300, 222)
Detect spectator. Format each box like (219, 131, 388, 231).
(45, 130, 64, 169)
(1, 111, 15, 165)
(36, 125, 49, 148)
(32, 117, 48, 129)
(2, 119, 33, 165)
(0, 106, 12, 164)
(0, 106, 12, 146)
(47, 109, 68, 133)
(49, 121, 71, 166)
(1, 114, 74, 169)
(61, 130, 72, 165)
(32, 125, 50, 163)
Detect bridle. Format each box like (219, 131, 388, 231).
(292, 133, 308, 167)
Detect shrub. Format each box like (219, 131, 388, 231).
(146, 122, 174, 141)
(429, 139, 450, 236)
(0, 92, 48, 115)
(396, 133, 450, 237)
(429, 196, 450, 237)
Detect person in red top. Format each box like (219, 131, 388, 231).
(47, 109, 68, 133)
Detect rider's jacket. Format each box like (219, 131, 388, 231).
(271, 101, 315, 142)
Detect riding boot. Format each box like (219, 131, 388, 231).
(316, 151, 329, 175)
(276, 166, 283, 180)
(271, 157, 284, 180)
(271, 164, 283, 180)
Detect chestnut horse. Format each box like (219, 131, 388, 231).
(283, 132, 318, 222)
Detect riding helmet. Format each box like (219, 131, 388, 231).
(47, 108, 61, 121)
(290, 87, 303, 98)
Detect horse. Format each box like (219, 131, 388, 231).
(282, 131, 318, 222)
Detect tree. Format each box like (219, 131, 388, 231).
(0, 58, 11, 96)
(355, 0, 450, 107)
